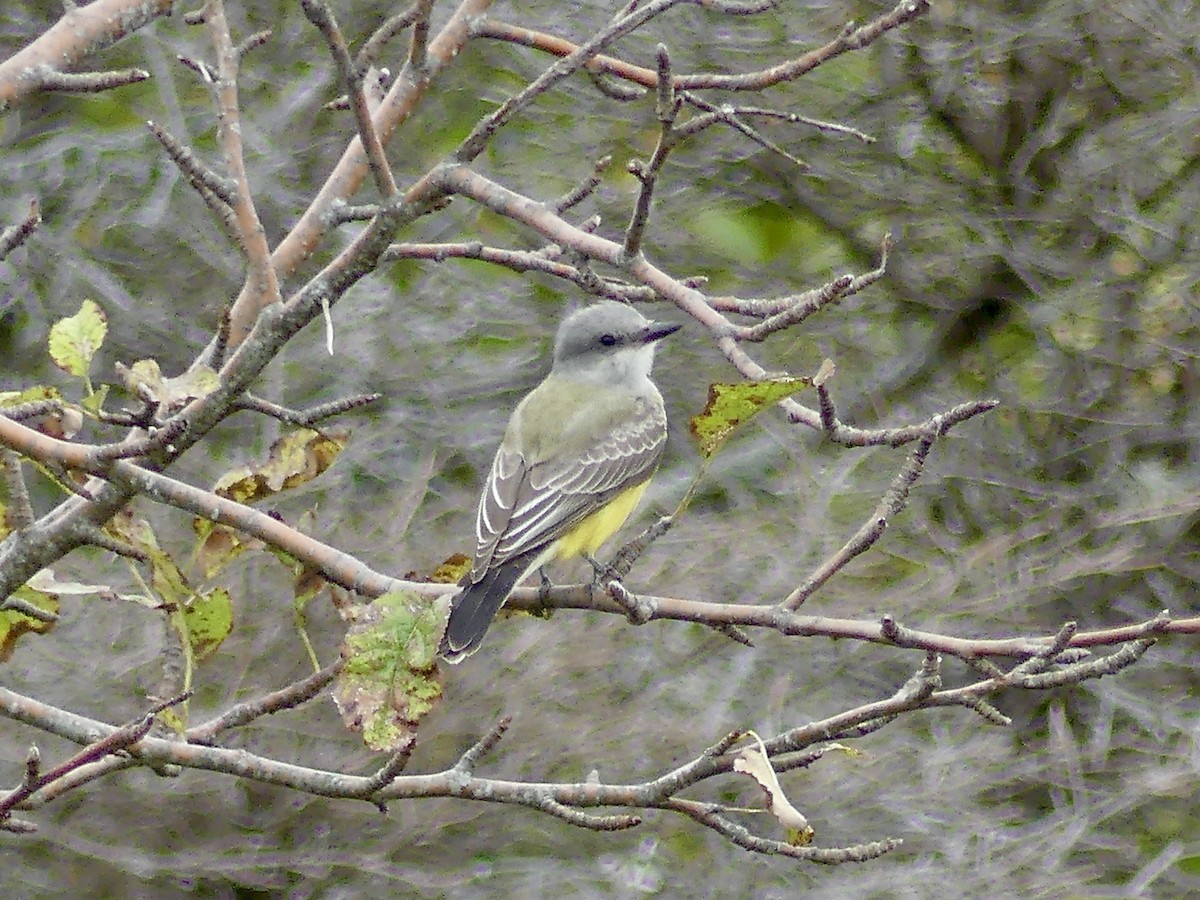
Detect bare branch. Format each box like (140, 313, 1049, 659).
(0, 198, 40, 262)
(28, 66, 149, 94)
(453, 716, 512, 775)
(719, 104, 875, 142)
(0, 693, 188, 826)
(0, 400, 61, 423)
(352, 740, 418, 803)
(0, 0, 173, 111)
(356, 4, 421, 69)
(407, 0, 435, 71)
(233, 392, 382, 426)
(146, 119, 237, 205)
(234, 28, 272, 61)
(779, 429, 936, 610)
(77, 527, 148, 561)
(538, 798, 641, 831)
(301, 0, 398, 198)
(552, 155, 613, 214)
(1, 449, 34, 528)
(202, 0, 284, 348)
(474, 0, 929, 95)
(187, 663, 343, 745)
(455, 0, 688, 163)
(623, 44, 680, 256)
(678, 94, 810, 169)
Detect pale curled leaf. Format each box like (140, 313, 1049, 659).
(121, 359, 219, 408)
(26, 569, 115, 597)
(27, 567, 156, 608)
(813, 358, 835, 387)
(733, 731, 814, 846)
(54, 406, 84, 438)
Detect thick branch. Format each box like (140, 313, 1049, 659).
(0, 0, 174, 111)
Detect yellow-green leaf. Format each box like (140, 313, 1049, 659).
(213, 428, 349, 504)
(105, 510, 193, 606)
(688, 378, 811, 459)
(81, 383, 110, 417)
(48, 299, 107, 378)
(0, 385, 62, 408)
(122, 358, 164, 395)
(430, 553, 471, 585)
(182, 587, 233, 661)
(333, 590, 449, 751)
(190, 518, 257, 580)
(0, 584, 60, 662)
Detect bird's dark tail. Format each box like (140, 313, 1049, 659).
(440, 552, 541, 663)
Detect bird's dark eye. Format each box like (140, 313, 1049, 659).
(599, 333, 617, 346)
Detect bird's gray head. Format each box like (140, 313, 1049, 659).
(552, 301, 681, 381)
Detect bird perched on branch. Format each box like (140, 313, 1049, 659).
(440, 300, 680, 662)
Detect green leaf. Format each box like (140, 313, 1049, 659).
(80, 383, 110, 417)
(688, 378, 811, 459)
(48, 299, 107, 378)
(182, 587, 234, 661)
(105, 510, 193, 606)
(1178, 856, 1200, 876)
(0, 385, 62, 408)
(333, 590, 449, 752)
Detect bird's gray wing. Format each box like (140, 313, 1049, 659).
(470, 404, 666, 575)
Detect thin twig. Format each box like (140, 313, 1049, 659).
(0, 198, 40, 262)
(553, 155, 613, 214)
(187, 662, 343, 745)
(0, 692, 189, 822)
(407, 0, 435, 71)
(301, 0, 398, 198)
(234, 29, 272, 60)
(356, 4, 421, 69)
(233, 392, 382, 426)
(624, 44, 680, 256)
(779, 430, 937, 611)
(28, 66, 150, 94)
(78, 527, 149, 561)
(146, 120, 236, 205)
(452, 716, 512, 775)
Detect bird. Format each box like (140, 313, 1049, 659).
(440, 300, 680, 662)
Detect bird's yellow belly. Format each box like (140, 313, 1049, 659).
(553, 481, 650, 560)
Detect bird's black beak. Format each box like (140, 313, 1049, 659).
(640, 320, 682, 344)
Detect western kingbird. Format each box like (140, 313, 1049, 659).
(440, 300, 680, 662)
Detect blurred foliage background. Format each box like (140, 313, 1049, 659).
(3, 0, 1200, 896)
